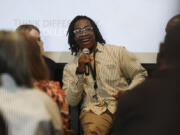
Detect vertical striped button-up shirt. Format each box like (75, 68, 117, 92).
(0, 74, 63, 135)
(63, 43, 148, 115)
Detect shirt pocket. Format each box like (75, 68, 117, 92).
(97, 63, 119, 82)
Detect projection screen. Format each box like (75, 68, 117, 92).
(1, 0, 179, 63)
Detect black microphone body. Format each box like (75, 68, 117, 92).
(82, 48, 90, 75)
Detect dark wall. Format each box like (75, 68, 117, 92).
(142, 63, 157, 77)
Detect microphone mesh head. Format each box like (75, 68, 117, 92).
(82, 48, 90, 54)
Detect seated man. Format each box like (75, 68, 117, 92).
(16, 24, 57, 81)
(63, 15, 147, 135)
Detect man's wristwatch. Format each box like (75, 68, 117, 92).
(76, 67, 85, 75)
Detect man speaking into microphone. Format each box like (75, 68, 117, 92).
(82, 48, 90, 76)
(63, 15, 148, 135)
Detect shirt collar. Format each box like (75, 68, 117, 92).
(95, 42, 104, 53)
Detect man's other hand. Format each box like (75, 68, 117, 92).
(112, 90, 126, 99)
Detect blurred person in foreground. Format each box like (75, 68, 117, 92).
(20, 33, 69, 130)
(157, 14, 180, 67)
(110, 19, 180, 135)
(0, 31, 63, 135)
(63, 15, 147, 135)
(16, 24, 57, 81)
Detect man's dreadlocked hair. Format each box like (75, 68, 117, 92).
(67, 15, 106, 55)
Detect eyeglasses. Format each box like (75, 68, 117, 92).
(73, 27, 93, 35)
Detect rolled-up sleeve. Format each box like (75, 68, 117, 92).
(119, 47, 148, 90)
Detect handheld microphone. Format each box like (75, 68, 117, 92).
(82, 48, 90, 76)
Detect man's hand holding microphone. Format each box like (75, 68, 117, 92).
(76, 48, 93, 75)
